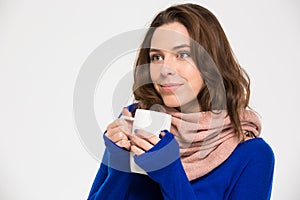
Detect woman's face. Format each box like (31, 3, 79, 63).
(149, 22, 204, 112)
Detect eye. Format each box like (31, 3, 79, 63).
(177, 51, 191, 59)
(150, 54, 164, 63)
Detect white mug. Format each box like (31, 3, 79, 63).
(122, 109, 171, 175)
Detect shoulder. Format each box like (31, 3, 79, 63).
(222, 137, 275, 172)
(222, 138, 275, 185)
(235, 137, 275, 165)
(238, 138, 274, 155)
(222, 138, 275, 199)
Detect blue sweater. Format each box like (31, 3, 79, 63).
(88, 105, 275, 200)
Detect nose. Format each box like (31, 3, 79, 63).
(160, 55, 176, 77)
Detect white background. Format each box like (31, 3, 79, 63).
(1, 0, 299, 199)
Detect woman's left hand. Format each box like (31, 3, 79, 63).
(130, 129, 162, 155)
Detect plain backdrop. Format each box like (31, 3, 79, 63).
(1, 0, 299, 199)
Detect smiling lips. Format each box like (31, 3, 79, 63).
(159, 83, 183, 92)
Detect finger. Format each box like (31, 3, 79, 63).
(106, 119, 121, 130)
(119, 117, 133, 134)
(131, 145, 145, 156)
(135, 129, 160, 145)
(122, 107, 132, 117)
(107, 119, 130, 133)
(120, 108, 134, 132)
(106, 128, 128, 143)
(130, 134, 154, 152)
(116, 139, 131, 150)
(107, 132, 127, 143)
(106, 107, 132, 131)
(116, 125, 132, 137)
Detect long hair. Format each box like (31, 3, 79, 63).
(133, 3, 251, 139)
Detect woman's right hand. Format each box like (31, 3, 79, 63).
(105, 108, 133, 150)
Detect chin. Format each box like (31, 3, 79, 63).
(161, 94, 200, 112)
(161, 96, 181, 108)
(164, 101, 181, 108)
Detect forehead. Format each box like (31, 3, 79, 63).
(151, 22, 191, 50)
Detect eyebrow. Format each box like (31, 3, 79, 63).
(149, 44, 191, 53)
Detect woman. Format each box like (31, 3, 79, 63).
(88, 3, 274, 199)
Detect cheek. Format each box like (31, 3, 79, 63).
(150, 65, 161, 93)
(180, 66, 203, 93)
(192, 76, 204, 95)
(149, 64, 160, 82)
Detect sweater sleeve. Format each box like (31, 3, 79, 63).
(229, 141, 275, 200)
(87, 152, 108, 198)
(88, 105, 138, 200)
(134, 131, 198, 200)
(87, 134, 132, 200)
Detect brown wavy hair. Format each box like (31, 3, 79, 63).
(133, 3, 251, 139)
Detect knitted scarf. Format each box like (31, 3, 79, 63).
(164, 107, 261, 181)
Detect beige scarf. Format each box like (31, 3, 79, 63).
(164, 107, 261, 181)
